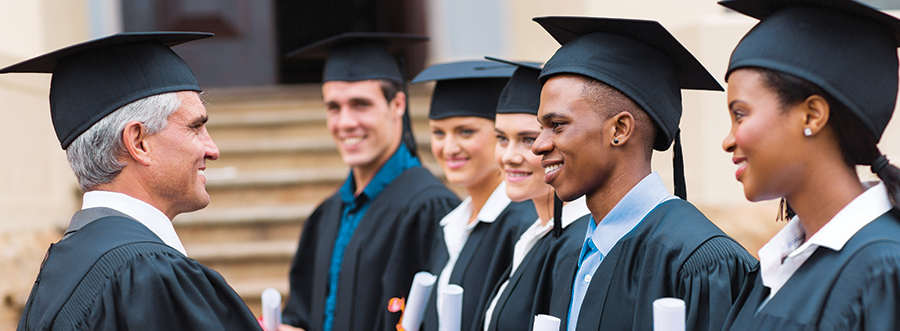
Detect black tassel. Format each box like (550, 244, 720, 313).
(552, 192, 563, 237)
(398, 57, 417, 156)
(673, 129, 687, 200)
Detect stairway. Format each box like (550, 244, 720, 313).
(173, 84, 454, 315)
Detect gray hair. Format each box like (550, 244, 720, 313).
(66, 92, 182, 191)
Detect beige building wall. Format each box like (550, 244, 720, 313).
(0, 1, 88, 328)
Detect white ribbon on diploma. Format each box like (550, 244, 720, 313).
(261, 287, 282, 331)
(533, 314, 561, 331)
(653, 297, 685, 331)
(439, 285, 463, 331)
(401, 271, 437, 331)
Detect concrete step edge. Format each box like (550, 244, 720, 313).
(229, 278, 290, 301)
(214, 136, 433, 155)
(175, 204, 316, 226)
(204, 167, 348, 188)
(187, 240, 297, 262)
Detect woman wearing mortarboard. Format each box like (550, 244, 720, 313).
(720, 0, 900, 329)
(473, 58, 592, 331)
(412, 61, 536, 331)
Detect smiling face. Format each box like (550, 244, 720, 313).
(722, 69, 807, 202)
(146, 91, 220, 217)
(430, 116, 499, 188)
(533, 75, 617, 201)
(323, 80, 404, 174)
(495, 113, 549, 202)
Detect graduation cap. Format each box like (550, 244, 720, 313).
(534, 16, 723, 200)
(412, 60, 516, 120)
(484, 57, 570, 235)
(287, 32, 428, 155)
(286, 32, 428, 84)
(0, 32, 212, 149)
(721, 0, 900, 142)
(484, 56, 543, 116)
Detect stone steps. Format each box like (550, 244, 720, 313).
(174, 84, 451, 315)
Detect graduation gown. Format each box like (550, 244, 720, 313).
(722, 210, 900, 331)
(548, 199, 757, 331)
(476, 214, 591, 331)
(282, 166, 460, 331)
(17, 210, 260, 331)
(420, 200, 536, 331)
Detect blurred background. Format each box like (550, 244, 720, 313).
(1, 0, 899, 329)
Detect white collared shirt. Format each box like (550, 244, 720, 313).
(759, 181, 892, 303)
(436, 182, 512, 321)
(82, 191, 188, 256)
(482, 196, 590, 331)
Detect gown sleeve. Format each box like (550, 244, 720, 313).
(89, 248, 262, 331)
(819, 241, 900, 330)
(372, 191, 459, 331)
(677, 236, 758, 331)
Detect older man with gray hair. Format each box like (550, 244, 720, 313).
(0, 32, 262, 331)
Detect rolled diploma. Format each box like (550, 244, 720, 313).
(653, 297, 685, 331)
(439, 285, 464, 331)
(533, 314, 561, 331)
(401, 271, 438, 331)
(261, 287, 282, 331)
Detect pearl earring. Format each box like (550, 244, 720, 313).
(803, 128, 812, 137)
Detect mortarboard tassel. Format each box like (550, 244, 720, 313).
(673, 129, 687, 200)
(398, 58, 418, 157)
(552, 192, 563, 237)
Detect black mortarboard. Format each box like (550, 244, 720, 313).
(721, 0, 900, 142)
(286, 32, 428, 84)
(485, 57, 543, 116)
(287, 32, 428, 156)
(0, 32, 212, 149)
(412, 60, 516, 120)
(535, 16, 723, 151)
(534, 16, 723, 200)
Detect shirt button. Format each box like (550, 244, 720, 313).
(584, 274, 592, 283)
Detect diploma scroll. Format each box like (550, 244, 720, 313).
(261, 287, 282, 331)
(652, 297, 685, 331)
(401, 271, 438, 331)
(439, 285, 463, 331)
(533, 314, 561, 331)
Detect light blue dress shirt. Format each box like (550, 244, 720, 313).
(567, 172, 675, 331)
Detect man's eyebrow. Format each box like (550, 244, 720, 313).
(540, 112, 566, 121)
(192, 115, 209, 125)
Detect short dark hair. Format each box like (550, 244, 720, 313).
(378, 79, 404, 103)
(578, 75, 656, 160)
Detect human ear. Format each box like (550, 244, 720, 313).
(122, 120, 152, 166)
(801, 95, 830, 136)
(610, 111, 635, 146)
(390, 91, 407, 117)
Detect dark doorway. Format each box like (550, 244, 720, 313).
(121, 0, 428, 87)
(276, 0, 428, 84)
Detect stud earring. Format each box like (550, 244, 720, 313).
(613, 138, 619, 144)
(803, 128, 813, 137)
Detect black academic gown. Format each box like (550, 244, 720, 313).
(282, 166, 460, 331)
(420, 199, 535, 331)
(548, 199, 757, 331)
(722, 210, 900, 331)
(17, 213, 260, 331)
(475, 214, 591, 331)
